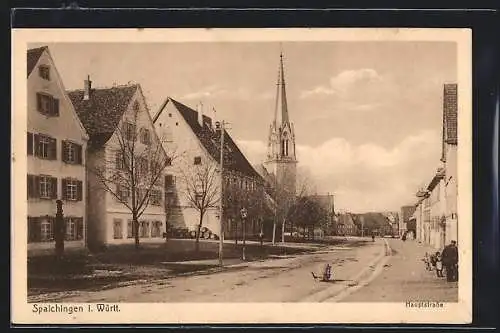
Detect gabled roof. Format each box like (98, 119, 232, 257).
(27, 46, 48, 77)
(163, 98, 263, 181)
(67, 84, 138, 149)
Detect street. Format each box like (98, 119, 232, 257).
(28, 237, 458, 303)
(31, 238, 383, 303)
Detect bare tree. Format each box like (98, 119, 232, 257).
(88, 105, 174, 250)
(179, 161, 220, 252)
(272, 173, 313, 244)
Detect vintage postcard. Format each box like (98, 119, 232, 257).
(11, 28, 472, 324)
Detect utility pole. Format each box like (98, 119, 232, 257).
(218, 120, 225, 267)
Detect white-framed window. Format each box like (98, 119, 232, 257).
(40, 217, 53, 242)
(113, 219, 123, 239)
(38, 135, 51, 159)
(66, 179, 77, 200)
(62, 141, 83, 164)
(39, 176, 53, 199)
(65, 218, 77, 241)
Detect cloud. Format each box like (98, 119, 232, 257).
(237, 129, 441, 213)
(181, 86, 274, 101)
(181, 85, 227, 100)
(300, 68, 384, 99)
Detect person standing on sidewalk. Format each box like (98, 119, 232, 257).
(441, 240, 458, 282)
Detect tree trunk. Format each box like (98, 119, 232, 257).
(133, 212, 140, 250)
(281, 218, 286, 243)
(272, 220, 276, 245)
(195, 212, 203, 252)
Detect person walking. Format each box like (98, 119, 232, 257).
(435, 252, 444, 277)
(441, 240, 459, 282)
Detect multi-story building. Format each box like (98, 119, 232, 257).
(68, 79, 170, 249)
(426, 167, 446, 249)
(153, 98, 269, 239)
(413, 83, 458, 249)
(27, 46, 89, 255)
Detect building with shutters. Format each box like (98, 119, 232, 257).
(68, 78, 171, 249)
(152, 98, 272, 239)
(27, 46, 89, 255)
(412, 83, 459, 250)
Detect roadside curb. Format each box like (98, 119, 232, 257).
(299, 239, 391, 302)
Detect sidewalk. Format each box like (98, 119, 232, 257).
(340, 238, 459, 302)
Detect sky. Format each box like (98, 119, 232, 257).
(36, 41, 457, 213)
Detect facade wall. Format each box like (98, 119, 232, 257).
(86, 89, 169, 247)
(27, 50, 88, 254)
(428, 177, 446, 249)
(154, 101, 222, 236)
(444, 145, 458, 245)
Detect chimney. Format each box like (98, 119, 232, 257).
(197, 101, 203, 127)
(83, 75, 92, 100)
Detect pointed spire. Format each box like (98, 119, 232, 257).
(274, 50, 290, 127)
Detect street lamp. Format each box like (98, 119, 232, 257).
(240, 207, 248, 261)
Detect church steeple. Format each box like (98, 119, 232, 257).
(264, 49, 298, 199)
(274, 51, 290, 127)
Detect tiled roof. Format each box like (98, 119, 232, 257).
(169, 98, 263, 181)
(443, 83, 458, 145)
(67, 84, 138, 149)
(27, 46, 47, 77)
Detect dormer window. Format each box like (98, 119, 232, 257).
(38, 65, 50, 80)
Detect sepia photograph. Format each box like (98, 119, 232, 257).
(12, 28, 472, 324)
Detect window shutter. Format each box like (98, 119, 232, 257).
(52, 98, 60, 116)
(61, 178, 67, 200)
(36, 93, 42, 112)
(77, 180, 83, 201)
(27, 132, 33, 155)
(76, 144, 83, 165)
(51, 177, 58, 199)
(33, 176, 40, 198)
(77, 218, 84, 240)
(28, 217, 41, 243)
(61, 141, 67, 162)
(27, 175, 32, 198)
(49, 138, 57, 160)
(49, 216, 55, 241)
(33, 134, 40, 157)
(28, 217, 34, 243)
